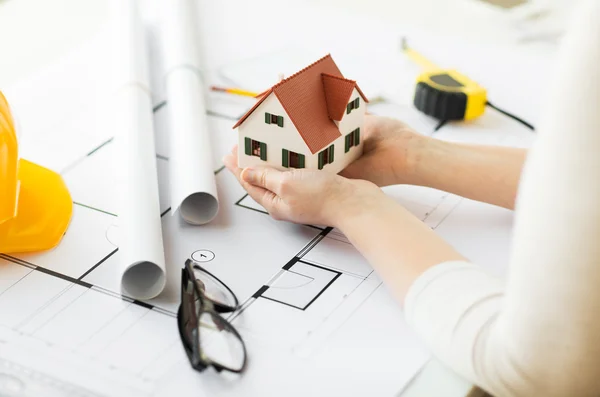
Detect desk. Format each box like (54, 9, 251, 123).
(0, 0, 555, 395)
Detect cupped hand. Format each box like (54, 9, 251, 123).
(223, 147, 384, 228)
(339, 114, 424, 186)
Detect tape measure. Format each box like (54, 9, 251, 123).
(401, 38, 534, 130)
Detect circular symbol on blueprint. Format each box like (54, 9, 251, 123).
(192, 250, 215, 263)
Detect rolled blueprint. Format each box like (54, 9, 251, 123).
(161, 0, 219, 225)
(110, 0, 166, 299)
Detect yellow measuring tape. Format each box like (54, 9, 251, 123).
(402, 38, 487, 121)
(402, 38, 534, 131)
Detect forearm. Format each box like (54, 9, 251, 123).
(334, 193, 465, 303)
(406, 137, 527, 210)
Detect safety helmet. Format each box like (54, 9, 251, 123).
(0, 91, 72, 253)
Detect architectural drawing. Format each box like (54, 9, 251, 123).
(0, 22, 537, 396)
(260, 261, 341, 311)
(0, 91, 437, 396)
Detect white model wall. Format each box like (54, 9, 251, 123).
(312, 136, 360, 174)
(338, 89, 366, 134)
(237, 93, 309, 170)
(236, 89, 365, 173)
(316, 88, 365, 173)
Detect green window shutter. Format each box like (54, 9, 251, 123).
(298, 153, 305, 168)
(244, 137, 251, 155)
(345, 134, 351, 153)
(265, 113, 271, 124)
(355, 128, 360, 145)
(355, 98, 360, 108)
(318, 152, 324, 170)
(346, 103, 352, 114)
(328, 144, 334, 163)
(277, 116, 284, 127)
(282, 149, 289, 167)
(259, 142, 267, 161)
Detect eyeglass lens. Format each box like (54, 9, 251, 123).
(197, 311, 245, 372)
(192, 266, 237, 309)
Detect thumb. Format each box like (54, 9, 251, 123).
(241, 167, 283, 194)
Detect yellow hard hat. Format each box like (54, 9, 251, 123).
(0, 91, 72, 254)
(0, 91, 18, 225)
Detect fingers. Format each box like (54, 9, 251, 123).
(242, 181, 283, 219)
(223, 147, 284, 217)
(223, 144, 284, 194)
(362, 114, 379, 136)
(240, 167, 284, 195)
(223, 144, 240, 170)
(223, 145, 238, 164)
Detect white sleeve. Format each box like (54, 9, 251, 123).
(404, 1, 600, 396)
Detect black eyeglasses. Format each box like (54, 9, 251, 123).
(177, 258, 247, 374)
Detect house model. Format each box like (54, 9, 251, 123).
(233, 54, 368, 173)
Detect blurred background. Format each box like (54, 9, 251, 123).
(0, 0, 581, 89)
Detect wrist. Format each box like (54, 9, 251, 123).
(329, 180, 391, 231)
(392, 131, 432, 186)
(402, 135, 449, 188)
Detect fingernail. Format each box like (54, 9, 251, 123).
(242, 168, 255, 182)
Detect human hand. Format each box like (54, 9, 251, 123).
(223, 147, 385, 228)
(340, 114, 425, 186)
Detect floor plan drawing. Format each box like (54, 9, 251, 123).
(0, 17, 540, 396)
(260, 260, 342, 311)
(0, 85, 440, 396)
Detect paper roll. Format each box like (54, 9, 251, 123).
(162, 0, 219, 225)
(111, 0, 166, 299)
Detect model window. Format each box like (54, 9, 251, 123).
(318, 144, 335, 170)
(244, 137, 267, 161)
(265, 112, 284, 127)
(346, 98, 360, 114)
(252, 140, 261, 156)
(281, 149, 305, 168)
(345, 128, 360, 153)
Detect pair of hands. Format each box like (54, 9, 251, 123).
(223, 115, 421, 229)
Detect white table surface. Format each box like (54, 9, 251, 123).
(0, 0, 562, 395)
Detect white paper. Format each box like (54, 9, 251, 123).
(160, 0, 219, 225)
(0, 1, 554, 396)
(164, 69, 219, 224)
(110, 0, 166, 299)
(0, 37, 432, 394)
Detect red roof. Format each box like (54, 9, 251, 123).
(322, 73, 357, 121)
(233, 54, 368, 154)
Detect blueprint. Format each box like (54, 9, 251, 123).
(0, 8, 543, 397)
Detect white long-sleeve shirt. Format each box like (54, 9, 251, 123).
(403, 1, 600, 396)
